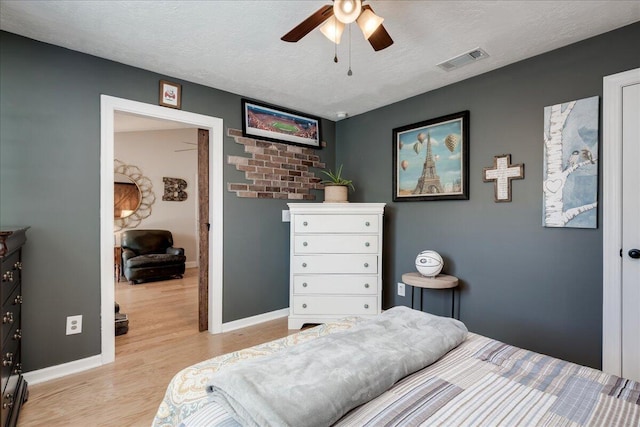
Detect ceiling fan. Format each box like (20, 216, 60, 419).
(174, 142, 196, 152)
(281, 0, 393, 52)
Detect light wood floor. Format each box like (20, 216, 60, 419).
(19, 269, 295, 426)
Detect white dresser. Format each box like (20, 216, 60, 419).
(287, 203, 385, 329)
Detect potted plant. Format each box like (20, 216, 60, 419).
(320, 164, 355, 203)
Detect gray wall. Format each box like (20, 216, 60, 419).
(0, 31, 335, 371)
(337, 22, 640, 369)
(2, 22, 638, 373)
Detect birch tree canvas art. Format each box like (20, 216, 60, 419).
(543, 96, 599, 228)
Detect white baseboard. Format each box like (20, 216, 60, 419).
(23, 309, 289, 385)
(23, 355, 102, 386)
(222, 308, 289, 332)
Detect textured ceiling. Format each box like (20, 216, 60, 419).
(1, 1, 639, 120)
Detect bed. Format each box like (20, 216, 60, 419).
(153, 307, 639, 427)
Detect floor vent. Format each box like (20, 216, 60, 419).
(437, 47, 489, 71)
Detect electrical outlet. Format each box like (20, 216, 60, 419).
(282, 210, 291, 222)
(397, 282, 406, 297)
(66, 315, 83, 335)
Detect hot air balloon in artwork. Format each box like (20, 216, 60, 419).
(413, 133, 426, 155)
(445, 134, 458, 153)
(401, 160, 408, 171)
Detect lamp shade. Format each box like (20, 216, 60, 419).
(320, 16, 345, 44)
(333, 0, 362, 24)
(356, 8, 384, 39)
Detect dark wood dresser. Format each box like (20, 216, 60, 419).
(0, 227, 28, 427)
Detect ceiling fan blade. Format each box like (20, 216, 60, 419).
(361, 5, 394, 51)
(281, 4, 334, 42)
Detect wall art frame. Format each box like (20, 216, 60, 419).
(393, 110, 469, 202)
(241, 98, 321, 149)
(159, 80, 182, 109)
(483, 154, 524, 202)
(542, 95, 599, 228)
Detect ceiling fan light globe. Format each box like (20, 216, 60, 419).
(333, 0, 362, 24)
(356, 9, 384, 39)
(320, 17, 345, 44)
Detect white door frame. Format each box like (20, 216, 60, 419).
(602, 68, 640, 375)
(100, 95, 224, 364)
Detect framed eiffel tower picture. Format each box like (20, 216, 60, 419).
(393, 111, 470, 201)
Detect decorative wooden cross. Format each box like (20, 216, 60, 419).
(483, 154, 524, 202)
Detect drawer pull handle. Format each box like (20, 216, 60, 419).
(3, 353, 13, 367)
(365, 242, 370, 247)
(364, 263, 369, 268)
(303, 242, 308, 247)
(14, 295, 23, 305)
(13, 261, 22, 271)
(302, 263, 307, 268)
(2, 271, 13, 282)
(302, 304, 307, 309)
(364, 304, 370, 309)
(12, 363, 22, 375)
(2, 393, 14, 410)
(303, 221, 308, 226)
(365, 221, 370, 226)
(13, 330, 21, 341)
(364, 283, 370, 288)
(2, 312, 13, 324)
(302, 282, 308, 287)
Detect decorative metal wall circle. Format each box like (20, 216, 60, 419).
(114, 159, 156, 231)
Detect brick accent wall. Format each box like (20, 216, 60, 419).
(227, 128, 326, 200)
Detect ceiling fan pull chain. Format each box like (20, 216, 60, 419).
(347, 24, 353, 76)
(334, 38, 338, 63)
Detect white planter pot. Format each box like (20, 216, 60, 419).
(323, 185, 349, 203)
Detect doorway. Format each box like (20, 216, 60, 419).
(602, 68, 640, 381)
(100, 95, 224, 364)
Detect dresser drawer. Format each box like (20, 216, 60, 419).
(1, 252, 20, 305)
(293, 275, 377, 295)
(292, 255, 377, 274)
(294, 234, 378, 254)
(0, 372, 17, 427)
(1, 338, 19, 394)
(294, 214, 378, 233)
(1, 285, 20, 344)
(291, 295, 377, 315)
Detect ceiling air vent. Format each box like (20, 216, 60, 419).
(437, 47, 489, 72)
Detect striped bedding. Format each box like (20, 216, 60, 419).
(153, 316, 639, 427)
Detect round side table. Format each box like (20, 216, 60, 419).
(401, 272, 459, 318)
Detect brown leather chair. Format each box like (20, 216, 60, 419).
(121, 230, 186, 284)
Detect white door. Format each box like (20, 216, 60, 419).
(621, 81, 640, 382)
(603, 68, 640, 382)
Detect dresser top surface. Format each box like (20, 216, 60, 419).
(0, 226, 30, 234)
(287, 203, 385, 214)
(0, 227, 29, 257)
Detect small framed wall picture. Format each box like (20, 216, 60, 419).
(159, 80, 182, 109)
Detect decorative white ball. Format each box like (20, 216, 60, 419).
(415, 250, 444, 277)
